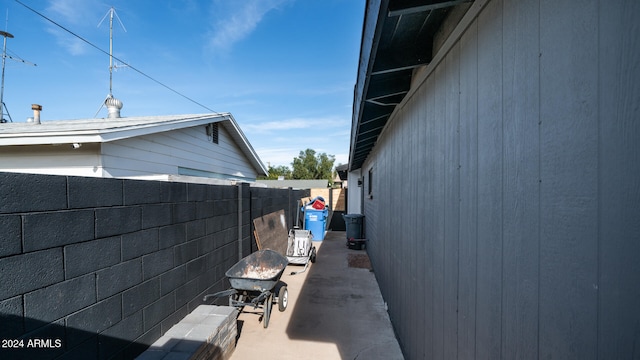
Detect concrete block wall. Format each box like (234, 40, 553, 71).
(136, 305, 238, 360)
(0, 172, 307, 359)
(248, 186, 309, 253)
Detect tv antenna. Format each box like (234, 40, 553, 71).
(95, 6, 127, 117)
(1, 14, 37, 123)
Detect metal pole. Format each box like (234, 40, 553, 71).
(0, 30, 13, 123)
(108, 8, 113, 95)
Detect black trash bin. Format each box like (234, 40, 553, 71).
(343, 214, 364, 239)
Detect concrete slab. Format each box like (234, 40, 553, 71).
(229, 231, 404, 360)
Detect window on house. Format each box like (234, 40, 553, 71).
(206, 123, 219, 144)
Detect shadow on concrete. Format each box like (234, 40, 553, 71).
(0, 313, 147, 359)
(0, 313, 226, 360)
(284, 231, 402, 359)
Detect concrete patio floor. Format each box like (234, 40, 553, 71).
(229, 230, 404, 360)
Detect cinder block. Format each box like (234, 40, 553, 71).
(143, 294, 175, 332)
(160, 265, 186, 296)
(197, 269, 217, 295)
(0, 215, 21, 257)
(24, 274, 96, 331)
(96, 259, 142, 300)
(172, 202, 197, 223)
(175, 278, 199, 309)
(65, 295, 122, 348)
(187, 183, 208, 202)
(212, 200, 230, 217)
(142, 248, 174, 280)
(161, 182, 187, 203)
(204, 217, 219, 235)
(0, 248, 64, 299)
(95, 206, 142, 238)
(197, 234, 216, 257)
(210, 185, 223, 200)
(68, 176, 123, 208)
(23, 210, 95, 252)
(122, 229, 159, 261)
(174, 241, 199, 266)
(222, 186, 235, 200)
(186, 256, 207, 282)
(0, 296, 24, 338)
(195, 201, 215, 219)
(123, 180, 162, 205)
(160, 305, 189, 335)
(61, 337, 99, 360)
(64, 236, 121, 279)
(0, 173, 67, 214)
(142, 204, 172, 229)
(131, 348, 169, 360)
(138, 305, 238, 360)
(159, 224, 186, 249)
(123, 278, 160, 317)
(17, 319, 66, 358)
(186, 219, 206, 241)
(99, 311, 144, 359)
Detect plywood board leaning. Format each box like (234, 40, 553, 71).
(252, 209, 288, 256)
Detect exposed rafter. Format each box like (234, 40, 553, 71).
(349, 0, 472, 171)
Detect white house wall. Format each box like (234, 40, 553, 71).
(0, 143, 104, 177)
(346, 168, 362, 214)
(362, 0, 640, 359)
(101, 124, 258, 180)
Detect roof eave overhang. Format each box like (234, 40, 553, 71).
(0, 113, 269, 177)
(349, 0, 470, 172)
(0, 114, 232, 145)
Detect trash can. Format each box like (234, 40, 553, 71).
(343, 214, 364, 240)
(304, 208, 328, 240)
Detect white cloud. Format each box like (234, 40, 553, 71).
(243, 116, 347, 134)
(206, 0, 291, 53)
(255, 147, 298, 168)
(45, 0, 103, 55)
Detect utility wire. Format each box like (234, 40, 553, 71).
(15, 0, 219, 114)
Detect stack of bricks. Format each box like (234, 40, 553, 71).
(136, 305, 238, 360)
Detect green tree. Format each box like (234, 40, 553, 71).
(291, 149, 335, 184)
(259, 165, 292, 180)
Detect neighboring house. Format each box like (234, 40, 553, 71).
(255, 179, 328, 189)
(0, 111, 268, 182)
(349, 0, 639, 359)
(333, 163, 348, 189)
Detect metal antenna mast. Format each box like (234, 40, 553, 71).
(95, 6, 126, 117)
(97, 6, 127, 96)
(0, 29, 13, 123)
(0, 11, 36, 123)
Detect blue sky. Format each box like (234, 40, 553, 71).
(1, 0, 364, 168)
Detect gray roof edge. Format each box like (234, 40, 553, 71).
(220, 114, 269, 176)
(0, 112, 268, 176)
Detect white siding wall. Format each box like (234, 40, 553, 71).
(0, 143, 104, 177)
(363, 0, 640, 359)
(346, 168, 362, 214)
(102, 124, 258, 180)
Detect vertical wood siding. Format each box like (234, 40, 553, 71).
(361, 0, 640, 358)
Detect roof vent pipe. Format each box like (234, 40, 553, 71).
(105, 95, 123, 119)
(31, 104, 42, 124)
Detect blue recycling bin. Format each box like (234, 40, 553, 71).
(304, 208, 328, 240)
